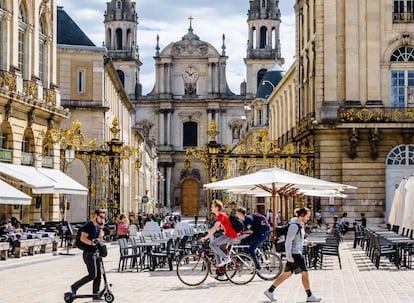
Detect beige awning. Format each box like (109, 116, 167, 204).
(0, 163, 88, 195)
(0, 179, 32, 205)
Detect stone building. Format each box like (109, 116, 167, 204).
(57, 6, 157, 221)
(267, 0, 414, 225)
(0, 1, 69, 223)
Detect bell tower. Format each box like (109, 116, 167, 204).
(104, 0, 142, 98)
(244, 0, 283, 97)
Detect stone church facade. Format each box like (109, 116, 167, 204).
(103, 0, 283, 215)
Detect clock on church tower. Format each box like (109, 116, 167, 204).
(182, 67, 199, 83)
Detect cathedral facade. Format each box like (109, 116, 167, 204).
(103, 0, 283, 215)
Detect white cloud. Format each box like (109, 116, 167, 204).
(57, 0, 295, 94)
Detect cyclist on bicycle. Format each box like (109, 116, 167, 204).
(236, 207, 269, 270)
(200, 199, 238, 267)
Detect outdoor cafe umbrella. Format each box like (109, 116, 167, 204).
(388, 177, 407, 229)
(203, 167, 356, 228)
(402, 175, 414, 231)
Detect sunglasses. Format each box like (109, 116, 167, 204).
(98, 215, 106, 220)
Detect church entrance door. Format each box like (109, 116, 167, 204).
(181, 179, 199, 215)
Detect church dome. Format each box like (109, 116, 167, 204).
(255, 62, 285, 99)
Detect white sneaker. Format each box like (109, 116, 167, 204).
(264, 290, 276, 301)
(306, 294, 321, 302)
(217, 257, 231, 267)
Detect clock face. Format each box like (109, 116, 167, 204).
(182, 67, 199, 83)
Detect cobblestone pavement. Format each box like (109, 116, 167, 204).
(0, 240, 413, 303)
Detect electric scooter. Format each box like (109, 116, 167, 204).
(64, 244, 114, 303)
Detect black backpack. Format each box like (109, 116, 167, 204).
(75, 223, 86, 250)
(229, 214, 244, 233)
(274, 222, 301, 253)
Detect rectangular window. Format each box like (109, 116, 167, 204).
(39, 41, 44, 82)
(21, 136, 28, 152)
(393, 0, 414, 22)
(0, 131, 4, 148)
(390, 70, 414, 108)
(18, 30, 24, 74)
(77, 69, 85, 94)
(183, 122, 197, 147)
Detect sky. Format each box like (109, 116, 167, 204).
(56, 0, 296, 95)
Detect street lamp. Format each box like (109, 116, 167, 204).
(63, 146, 75, 222)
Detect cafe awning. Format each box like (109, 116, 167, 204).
(0, 163, 55, 194)
(0, 163, 88, 195)
(0, 178, 32, 205)
(37, 167, 88, 195)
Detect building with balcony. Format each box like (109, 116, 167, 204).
(267, 0, 414, 225)
(0, 1, 71, 223)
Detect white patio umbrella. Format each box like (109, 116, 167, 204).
(402, 175, 414, 230)
(203, 167, 356, 192)
(204, 167, 356, 228)
(388, 177, 407, 228)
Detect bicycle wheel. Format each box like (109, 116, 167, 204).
(256, 251, 283, 281)
(226, 252, 256, 285)
(176, 254, 209, 286)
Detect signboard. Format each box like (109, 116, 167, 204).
(141, 195, 149, 203)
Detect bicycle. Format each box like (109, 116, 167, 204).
(233, 243, 283, 280)
(176, 240, 256, 286)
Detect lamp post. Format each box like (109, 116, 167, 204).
(62, 146, 75, 222)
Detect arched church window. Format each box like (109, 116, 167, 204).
(260, 26, 267, 48)
(116, 28, 122, 50)
(262, 0, 267, 8)
(117, 70, 125, 87)
(387, 145, 414, 165)
(390, 46, 414, 108)
(183, 122, 197, 147)
(116, 1, 122, 10)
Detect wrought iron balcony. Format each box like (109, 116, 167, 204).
(393, 12, 414, 23)
(21, 152, 34, 165)
(0, 148, 12, 162)
(338, 106, 414, 123)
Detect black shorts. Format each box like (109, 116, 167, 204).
(284, 254, 307, 274)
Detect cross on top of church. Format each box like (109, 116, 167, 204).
(188, 16, 194, 28)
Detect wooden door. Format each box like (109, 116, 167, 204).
(181, 179, 199, 215)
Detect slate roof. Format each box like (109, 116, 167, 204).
(255, 62, 285, 99)
(57, 6, 95, 46)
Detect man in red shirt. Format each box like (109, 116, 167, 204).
(200, 199, 238, 266)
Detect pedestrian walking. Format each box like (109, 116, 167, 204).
(264, 207, 321, 302)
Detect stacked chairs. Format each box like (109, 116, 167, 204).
(353, 225, 366, 249)
(117, 237, 141, 272)
(371, 233, 396, 269)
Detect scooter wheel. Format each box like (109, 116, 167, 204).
(63, 292, 74, 303)
(105, 292, 115, 303)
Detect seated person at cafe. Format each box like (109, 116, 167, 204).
(117, 214, 129, 239)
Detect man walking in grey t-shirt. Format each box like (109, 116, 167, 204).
(264, 208, 321, 302)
